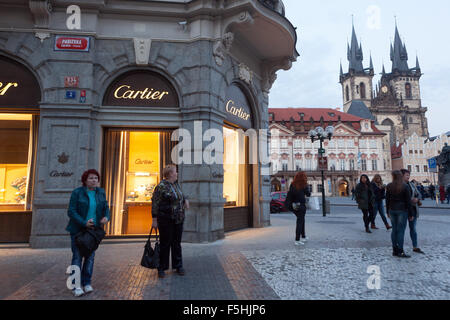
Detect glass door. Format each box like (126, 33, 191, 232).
(103, 129, 175, 236)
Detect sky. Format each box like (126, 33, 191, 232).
(269, 0, 450, 137)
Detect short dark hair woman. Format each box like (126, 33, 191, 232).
(285, 172, 311, 245)
(386, 170, 414, 258)
(66, 169, 110, 297)
(355, 174, 375, 233)
(151, 165, 189, 278)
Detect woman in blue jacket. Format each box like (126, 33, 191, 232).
(66, 169, 110, 297)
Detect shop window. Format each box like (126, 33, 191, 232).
(0, 114, 34, 212)
(223, 126, 249, 208)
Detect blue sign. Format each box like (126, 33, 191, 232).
(65, 90, 76, 99)
(428, 158, 437, 173)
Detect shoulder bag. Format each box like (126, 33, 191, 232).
(140, 227, 160, 269)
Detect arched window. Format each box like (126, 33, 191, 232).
(381, 118, 396, 145)
(360, 82, 366, 99)
(345, 85, 349, 102)
(405, 83, 412, 99)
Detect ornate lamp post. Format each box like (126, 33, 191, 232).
(309, 126, 334, 217)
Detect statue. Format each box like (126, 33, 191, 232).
(437, 143, 450, 174)
(437, 143, 450, 187)
(213, 32, 234, 66)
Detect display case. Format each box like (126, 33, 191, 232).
(125, 171, 159, 203)
(0, 164, 28, 211)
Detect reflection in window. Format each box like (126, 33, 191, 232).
(223, 126, 249, 208)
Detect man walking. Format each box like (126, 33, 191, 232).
(401, 169, 425, 255)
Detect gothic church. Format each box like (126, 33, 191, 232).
(340, 24, 429, 146)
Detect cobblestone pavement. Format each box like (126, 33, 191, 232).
(1, 202, 449, 300)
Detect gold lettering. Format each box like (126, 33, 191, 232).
(159, 92, 169, 100)
(225, 99, 251, 121)
(150, 91, 161, 99)
(112, 84, 170, 101)
(0, 82, 19, 96)
(113, 85, 130, 99)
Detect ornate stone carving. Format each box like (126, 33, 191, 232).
(29, 0, 52, 28)
(239, 63, 252, 85)
(35, 32, 50, 43)
(133, 38, 152, 66)
(213, 32, 234, 66)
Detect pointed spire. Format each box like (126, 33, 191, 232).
(415, 55, 421, 70)
(391, 22, 409, 72)
(369, 54, 374, 71)
(382, 63, 386, 75)
(348, 22, 364, 73)
(340, 60, 344, 76)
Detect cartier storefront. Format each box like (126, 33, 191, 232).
(0, 0, 297, 247)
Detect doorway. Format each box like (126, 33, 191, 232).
(102, 129, 175, 236)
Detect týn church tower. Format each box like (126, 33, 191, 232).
(340, 22, 429, 146)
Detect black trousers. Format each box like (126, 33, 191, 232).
(294, 205, 306, 241)
(157, 219, 183, 271)
(361, 205, 374, 229)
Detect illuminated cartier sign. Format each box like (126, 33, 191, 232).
(113, 85, 169, 101)
(103, 70, 178, 107)
(224, 84, 253, 129)
(226, 100, 251, 121)
(0, 82, 18, 96)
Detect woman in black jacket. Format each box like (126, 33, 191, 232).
(386, 170, 414, 258)
(370, 174, 391, 230)
(285, 171, 311, 245)
(355, 174, 375, 233)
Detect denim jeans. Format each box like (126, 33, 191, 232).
(373, 200, 388, 226)
(408, 217, 418, 248)
(70, 234, 95, 287)
(389, 210, 408, 252)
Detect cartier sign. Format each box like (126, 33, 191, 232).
(224, 84, 253, 130)
(0, 55, 41, 108)
(103, 70, 178, 107)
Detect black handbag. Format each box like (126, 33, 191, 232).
(75, 227, 106, 258)
(140, 227, 160, 269)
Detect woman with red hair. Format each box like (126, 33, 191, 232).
(66, 169, 110, 297)
(285, 171, 311, 245)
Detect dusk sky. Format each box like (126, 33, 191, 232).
(269, 0, 450, 137)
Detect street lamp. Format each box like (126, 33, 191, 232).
(309, 125, 334, 217)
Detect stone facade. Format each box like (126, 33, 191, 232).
(0, 0, 298, 247)
(392, 132, 450, 185)
(268, 108, 389, 196)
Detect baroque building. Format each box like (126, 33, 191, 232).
(268, 108, 390, 197)
(0, 0, 297, 246)
(340, 24, 429, 146)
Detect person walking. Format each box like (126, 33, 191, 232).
(285, 171, 311, 245)
(446, 184, 450, 204)
(151, 164, 189, 278)
(386, 170, 414, 258)
(355, 174, 375, 233)
(439, 185, 446, 204)
(66, 169, 110, 297)
(401, 169, 425, 255)
(351, 187, 356, 200)
(370, 174, 392, 230)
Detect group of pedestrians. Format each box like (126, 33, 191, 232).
(355, 169, 425, 258)
(66, 165, 188, 297)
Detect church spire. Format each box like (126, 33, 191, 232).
(348, 23, 364, 73)
(391, 23, 409, 72)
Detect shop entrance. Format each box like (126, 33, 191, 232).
(338, 180, 349, 197)
(102, 129, 175, 236)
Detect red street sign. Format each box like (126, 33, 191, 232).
(64, 76, 79, 88)
(55, 36, 90, 52)
(80, 90, 86, 97)
(318, 156, 328, 170)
